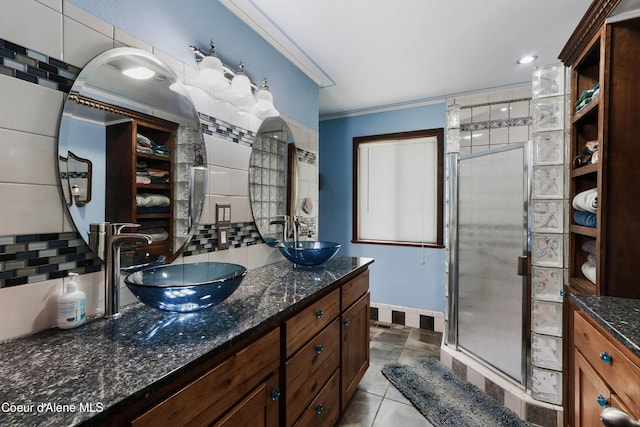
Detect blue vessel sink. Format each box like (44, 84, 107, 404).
(124, 262, 246, 312)
(278, 241, 341, 267)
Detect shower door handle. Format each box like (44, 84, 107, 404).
(517, 256, 529, 276)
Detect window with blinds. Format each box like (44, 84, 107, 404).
(353, 129, 443, 247)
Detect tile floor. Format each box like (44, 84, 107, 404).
(337, 322, 443, 427)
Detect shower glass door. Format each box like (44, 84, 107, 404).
(456, 143, 529, 384)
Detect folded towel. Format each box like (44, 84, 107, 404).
(587, 253, 597, 266)
(581, 262, 596, 284)
(574, 210, 596, 227)
(136, 193, 170, 207)
(136, 134, 154, 147)
(147, 230, 169, 242)
(136, 206, 170, 214)
(582, 240, 596, 255)
(572, 188, 597, 213)
(136, 176, 151, 185)
(136, 145, 154, 154)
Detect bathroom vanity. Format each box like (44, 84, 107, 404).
(569, 295, 640, 425)
(0, 256, 372, 427)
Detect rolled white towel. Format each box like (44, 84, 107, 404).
(572, 188, 597, 213)
(581, 261, 596, 284)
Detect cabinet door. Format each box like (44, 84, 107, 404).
(131, 328, 280, 426)
(341, 292, 370, 410)
(575, 349, 613, 427)
(213, 372, 280, 427)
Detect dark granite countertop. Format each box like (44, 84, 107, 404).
(0, 256, 373, 427)
(571, 294, 640, 359)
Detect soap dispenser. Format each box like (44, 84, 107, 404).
(57, 272, 86, 329)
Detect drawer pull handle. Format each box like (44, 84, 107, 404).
(600, 352, 612, 364)
(316, 309, 324, 319)
(271, 389, 280, 401)
(316, 345, 324, 354)
(597, 395, 608, 407)
(316, 404, 324, 415)
(344, 319, 350, 327)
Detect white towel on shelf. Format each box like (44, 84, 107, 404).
(572, 188, 597, 213)
(136, 193, 170, 207)
(581, 261, 596, 284)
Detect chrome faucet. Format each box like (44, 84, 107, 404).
(601, 407, 640, 427)
(90, 222, 152, 319)
(270, 215, 290, 245)
(291, 216, 307, 246)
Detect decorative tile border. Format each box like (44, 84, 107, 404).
(0, 39, 79, 92)
(198, 113, 255, 146)
(0, 233, 101, 288)
(369, 302, 444, 333)
(297, 147, 317, 165)
(461, 116, 532, 132)
(182, 222, 263, 257)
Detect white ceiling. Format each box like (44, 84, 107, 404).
(221, 0, 594, 118)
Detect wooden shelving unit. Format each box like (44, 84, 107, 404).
(106, 116, 177, 259)
(567, 18, 640, 299)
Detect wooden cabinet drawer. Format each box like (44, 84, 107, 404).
(292, 369, 340, 427)
(285, 319, 340, 425)
(132, 328, 280, 427)
(285, 289, 340, 358)
(342, 270, 369, 311)
(574, 311, 640, 411)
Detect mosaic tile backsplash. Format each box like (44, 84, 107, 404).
(0, 39, 318, 289)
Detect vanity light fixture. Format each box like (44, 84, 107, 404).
(197, 41, 230, 94)
(253, 77, 279, 118)
(190, 41, 279, 118)
(517, 55, 538, 65)
(122, 66, 155, 80)
(229, 61, 256, 111)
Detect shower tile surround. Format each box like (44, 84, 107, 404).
(444, 83, 567, 424)
(0, 2, 319, 340)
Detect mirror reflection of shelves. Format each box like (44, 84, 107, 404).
(106, 117, 177, 259)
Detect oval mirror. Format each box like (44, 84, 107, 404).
(249, 117, 298, 247)
(57, 47, 207, 263)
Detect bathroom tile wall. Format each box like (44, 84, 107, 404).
(456, 86, 533, 155)
(0, 0, 319, 341)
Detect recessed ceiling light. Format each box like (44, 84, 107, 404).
(122, 66, 155, 80)
(517, 55, 537, 65)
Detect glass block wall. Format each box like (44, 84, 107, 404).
(529, 63, 571, 405)
(249, 132, 287, 244)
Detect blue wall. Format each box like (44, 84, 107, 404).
(68, 0, 319, 131)
(319, 103, 447, 312)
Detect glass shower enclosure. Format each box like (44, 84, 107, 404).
(452, 143, 530, 384)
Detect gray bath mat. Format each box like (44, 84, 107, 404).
(381, 358, 530, 427)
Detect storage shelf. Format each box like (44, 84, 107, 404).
(136, 184, 171, 190)
(137, 213, 171, 219)
(571, 163, 598, 178)
(568, 277, 596, 295)
(572, 96, 599, 124)
(137, 152, 172, 162)
(570, 224, 597, 237)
